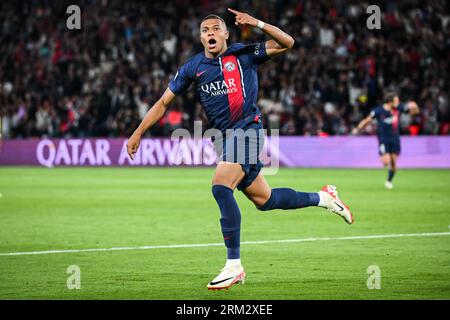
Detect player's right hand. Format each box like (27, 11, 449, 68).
(351, 128, 358, 135)
(127, 131, 141, 160)
(228, 8, 258, 28)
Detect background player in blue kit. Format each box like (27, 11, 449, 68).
(353, 92, 420, 189)
(126, 9, 353, 290)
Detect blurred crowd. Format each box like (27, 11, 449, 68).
(0, 0, 449, 138)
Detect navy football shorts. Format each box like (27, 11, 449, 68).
(378, 139, 401, 155)
(213, 120, 265, 191)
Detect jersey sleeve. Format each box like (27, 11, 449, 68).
(245, 42, 270, 65)
(369, 107, 380, 119)
(168, 60, 194, 95)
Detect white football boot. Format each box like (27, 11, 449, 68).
(385, 181, 393, 189)
(207, 264, 245, 290)
(319, 185, 354, 224)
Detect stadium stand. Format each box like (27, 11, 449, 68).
(0, 0, 448, 138)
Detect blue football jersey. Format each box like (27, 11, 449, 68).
(169, 42, 270, 132)
(370, 104, 409, 141)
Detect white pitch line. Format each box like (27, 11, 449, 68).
(1, 232, 449, 257)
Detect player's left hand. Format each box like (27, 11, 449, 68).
(228, 8, 259, 28)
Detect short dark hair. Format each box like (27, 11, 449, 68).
(384, 91, 398, 103)
(201, 14, 227, 29)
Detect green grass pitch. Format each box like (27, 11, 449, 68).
(0, 167, 449, 299)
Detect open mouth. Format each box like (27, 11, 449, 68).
(208, 38, 217, 50)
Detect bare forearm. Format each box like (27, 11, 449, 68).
(134, 88, 175, 136)
(134, 99, 166, 135)
(227, 8, 294, 54)
(260, 22, 294, 49)
(127, 88, 175, 159)
(356, 117, 372, 131)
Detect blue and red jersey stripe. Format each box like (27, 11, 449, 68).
(220, 55, 245, 122)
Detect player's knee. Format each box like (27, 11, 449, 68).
(256, 205, 267, 211)
(212, 171, 242, 189)
(255, 193, 273, 211)
(212, 175, 234, 189)
(254, 199, 268, 211)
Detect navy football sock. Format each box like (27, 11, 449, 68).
(212, 185, 241, 259)
(258, 188, 320, 211)
(388, 170, 395, 182)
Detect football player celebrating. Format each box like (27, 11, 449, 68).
(127, 9, 354, 290)
(353, 92, 420, 189)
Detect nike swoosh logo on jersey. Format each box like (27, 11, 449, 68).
(209, 277, 234, 286)
(334, 201, 344, 211)
(196, 70, 206, 77)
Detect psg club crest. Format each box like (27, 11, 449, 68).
(224, 61, 236, 72)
